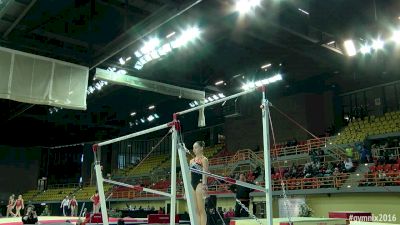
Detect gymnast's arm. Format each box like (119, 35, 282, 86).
(202, 157, 209, 188)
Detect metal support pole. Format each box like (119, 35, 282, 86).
(176, 134, 199, 225)
(170, 125, 178, 225)
(262, 89, 273, 225)
(94, 163, 109, 225)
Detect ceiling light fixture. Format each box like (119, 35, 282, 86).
(166, 32, 176, 38)
(242, 74, 282, 90)
(215, 80, 224, 85)
(119, 57, 125, 65)
(392, 31, 400, 43)
(236, 0, 261, 14)
(360, 44, 371, 54)
(147, 115, 155, 121)
(134, 51, 142, 58)
(343, 39, 357, 56)
(372, 39, 384, 50)
(261, 63, 272, 69)
(298, 8, 309, 15)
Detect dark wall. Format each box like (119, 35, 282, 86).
(82, 144, 95, 184)
(224, 91, 335, 152)
(0, 146, 41, 200)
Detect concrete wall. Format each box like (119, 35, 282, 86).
(0, 146, 41, 200)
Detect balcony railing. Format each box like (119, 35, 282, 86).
(109, 173, 361, 199)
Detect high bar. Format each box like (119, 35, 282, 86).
(103, 179, 172, 198)
(97, 123, 170, 147)
(176, 88, 256, 116)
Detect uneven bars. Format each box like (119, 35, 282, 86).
(176, 88, 256, 116)
(189, 168, 267, 193)
(103, 179, 172, 198)
(97, 123, 170, 146)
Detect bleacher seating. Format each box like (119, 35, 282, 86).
(74, 184, 113, 201)
(31, 187, 76, 202)
(146, 144, 223, 172)
(117, 154, 169, 176)
(333, 111, 400, 144)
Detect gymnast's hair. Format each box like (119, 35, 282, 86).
(195, 141, 205, 148)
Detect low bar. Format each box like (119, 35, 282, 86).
(190, 168, 267, 193)
(103, 179, 172, 198)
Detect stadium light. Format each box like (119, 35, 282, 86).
(172, 27, 200, 48)
(360, 44, 371, 54)
(134, 62, 144, 70)
(141, 38, 160, 55)
(158, 43, 172, 56)
(372, 39, 384, 50)
(242, 74, 282, 90)
(343, 39, 357, 56)
(261, 63, 271, 69)
(236, 0, 261, 14)
(298, 8, 309, 15)
(166, 32, 176, 38)
(134, 50, 142, 58)
(147, 115, 155, 122)
(215, 80, 224, 86)
(150, 50, 160, 59)
(392, 31, 400, 44)
(119, 57, 125, 65)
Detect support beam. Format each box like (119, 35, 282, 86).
(261, 91, 273, 225)
(97, 0, 149, 17)
(177, 141, 199, 225)
(30, 29, 100, 50)
(94, 163, 110, 225)
(95, 68, 205, 100)
(2, 0, 37, 38)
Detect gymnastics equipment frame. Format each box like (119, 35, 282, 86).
(92, 86, 273, 225)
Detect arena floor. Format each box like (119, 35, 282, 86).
(1, 216, 398, 225)
(0, 216, 147, 225)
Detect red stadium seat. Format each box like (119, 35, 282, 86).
(384, 164, 392, 172)
(392, 164, 400, 171)
(369, 165, 376, 173)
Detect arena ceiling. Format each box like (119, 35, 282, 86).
(0, 0, 399, 146)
